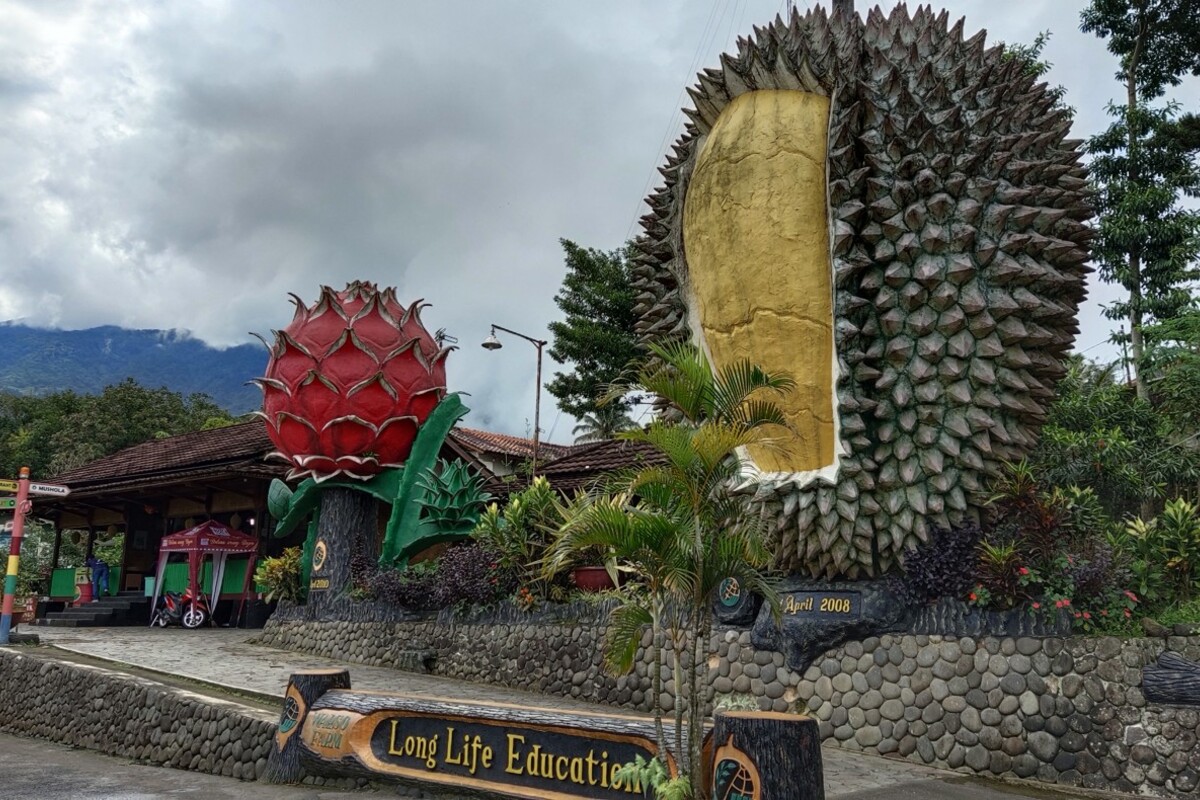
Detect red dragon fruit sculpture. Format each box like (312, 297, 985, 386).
(256, 281, 450, 482)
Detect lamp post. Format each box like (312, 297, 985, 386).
(482, 324, 548, 476)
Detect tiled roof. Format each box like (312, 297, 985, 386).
(50, 422, 278, 491)
(449, 426, 572, 461)
(535, 437, 666, 494)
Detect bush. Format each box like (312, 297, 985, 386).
(253, 547, 304, 603)
(369, 561, 441, 611)
(433, 543, 515, 608)
(472, 476, 571, 600)
(901, 523, 983, 602)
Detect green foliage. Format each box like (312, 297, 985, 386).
(0, 521, 60, 597)
(1119, 499, 1200, 603)
(253, 547, 305, 603)
(611, 756, 689, 800)
(546, 239, 640, 419)
(471, 476, 565, 598)
(0, 379, 235, 479)
(545, 342, 788, 793)
(975, 540, 1023, 610)
(1081, 0, 1200, 100)
(1144, 310, 1200, 426)
(572, 405, 637, 443)
(1030, 358, 1200, 515)
(1081, 0, 1200, 393)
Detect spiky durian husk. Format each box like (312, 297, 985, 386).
(632, 4, 1094, 578)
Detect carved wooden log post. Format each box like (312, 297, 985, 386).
(264, 669, 351, 784)
(308, 488, 375, 616)
(711, 711, 823, 800)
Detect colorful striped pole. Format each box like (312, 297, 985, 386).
(0, 467, 31, 644)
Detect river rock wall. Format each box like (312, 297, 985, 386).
(258, 608, 1200, 798)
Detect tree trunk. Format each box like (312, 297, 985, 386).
(1127, 18, 1149, 402)
(263, 669, 352, 784)
(711, 711, 824, 800)
(309, 488, 375, 618)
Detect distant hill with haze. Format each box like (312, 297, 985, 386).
(0, 322, 264, 414)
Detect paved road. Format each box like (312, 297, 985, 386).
(24, 627, 1098, 800)
(0, 729, 1093, 800)
(0, 732, 368, 800)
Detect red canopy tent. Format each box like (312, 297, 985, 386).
(149, 520, 259, 627)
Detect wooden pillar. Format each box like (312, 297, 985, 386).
(51, 525, 62, 570)
(263, 669, 351, 784)
(711, 711, 824, 800)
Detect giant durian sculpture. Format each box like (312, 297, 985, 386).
(632, 5, 1093, 578)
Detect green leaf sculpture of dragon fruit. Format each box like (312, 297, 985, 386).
(256, 281, 451, 482)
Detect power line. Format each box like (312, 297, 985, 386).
(623, 0, 738, 244)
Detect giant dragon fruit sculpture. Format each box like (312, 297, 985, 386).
(258, 282, 490, 613)
(257, 281, 450, 482)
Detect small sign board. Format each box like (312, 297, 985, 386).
(28, 482, 69, 497)
(0, 480, 16, 493)
(0, 498, 15, 510)
(309, 539, 330, 592)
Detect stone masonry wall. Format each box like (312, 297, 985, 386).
(259, 612, 1200, 798)
(0, 649, 276, 781)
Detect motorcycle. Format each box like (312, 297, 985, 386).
(151, 588, 210, 629)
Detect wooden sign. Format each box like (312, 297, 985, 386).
(266, 670, 679, 799)
(711, 711, 824, 800)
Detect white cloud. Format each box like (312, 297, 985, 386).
(0, 0, 1195, 437)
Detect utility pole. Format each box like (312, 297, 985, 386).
(833, 0, 854, 17)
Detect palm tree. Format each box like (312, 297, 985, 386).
(571, 404, 638, 443)
(547, 341, 792, 794)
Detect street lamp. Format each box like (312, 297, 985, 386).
(481, 324, 548, 476)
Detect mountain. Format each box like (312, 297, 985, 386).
(0, 322, 265, 414)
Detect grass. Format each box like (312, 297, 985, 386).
(1152, 598, 1200, 628)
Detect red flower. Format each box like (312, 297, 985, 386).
(1074, 612, 1082, 619)
(1032, 602, 1041, 609)
(1124, 608, 1132, 618)
(1124, 590, 1139, 603)
(1083, 612, 1091, 620)
(1055, 599, 1065, 609)
(969, 593, 978, 602)
(1063, 598, 1071, 607)
(1018, 567, 1030, 576)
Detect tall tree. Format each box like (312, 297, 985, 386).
(47, 378, 233, 472)
(571, 405, 637, 443)
(549, 342, 792, 793)
(1081, 0, 1200, 398)
(546, 239, 639, 419)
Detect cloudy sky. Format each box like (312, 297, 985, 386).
(1, 1, 1196, 440)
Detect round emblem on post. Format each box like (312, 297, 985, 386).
(719, 577, 742, 607)
(312, 539, 328, 573)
